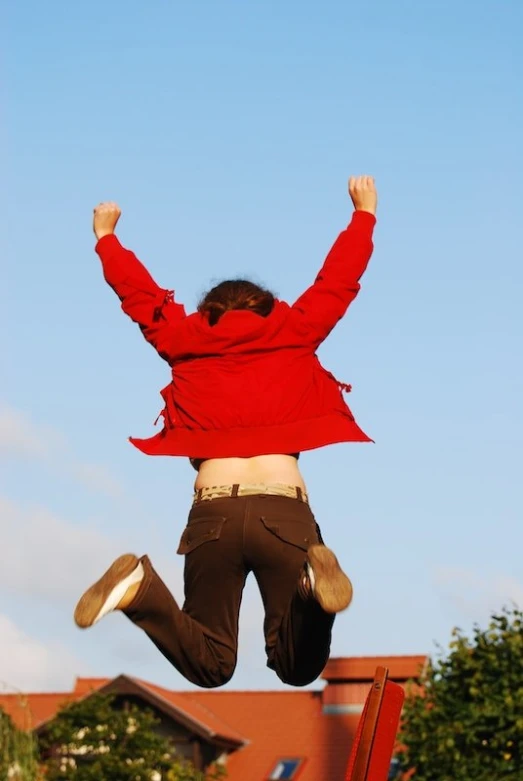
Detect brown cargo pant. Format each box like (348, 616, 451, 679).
(124, 492, 335, 688)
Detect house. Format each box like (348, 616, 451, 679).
(0, 655, 426, 781)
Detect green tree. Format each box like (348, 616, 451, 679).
(0, 707, 39, 780)
(397, 607, 523, 780)
(166, 762, 227, 781)
(38, 693, 226, 781)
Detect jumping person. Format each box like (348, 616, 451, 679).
(74, 176, 378, 688)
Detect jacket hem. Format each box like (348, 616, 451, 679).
(128, 414, 373, 458)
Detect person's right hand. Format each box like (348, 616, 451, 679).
(93, 202, 122, 240)
(349, 176, 377, 216)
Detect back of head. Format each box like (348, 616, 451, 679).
(198, 279, 275, 325)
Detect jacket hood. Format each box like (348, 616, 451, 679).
(172, 300, 293, 358)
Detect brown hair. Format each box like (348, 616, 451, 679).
(197, 279, 275, 325)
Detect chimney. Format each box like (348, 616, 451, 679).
(320, 656, 427, 715)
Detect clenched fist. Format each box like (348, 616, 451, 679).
(349, 176, 377, 216)
(93, 202, 121, 240)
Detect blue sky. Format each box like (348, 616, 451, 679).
(2, 0, 522, 694)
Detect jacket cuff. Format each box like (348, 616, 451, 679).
(351, 210, 377, 229)
(95, 234, 121, 255)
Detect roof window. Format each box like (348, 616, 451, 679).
(268, 758, 303, 779)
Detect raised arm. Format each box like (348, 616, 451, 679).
(291, 176, 377, 346)
(93, 202, 186, 363)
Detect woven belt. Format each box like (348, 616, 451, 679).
(193, 483, 309, 505)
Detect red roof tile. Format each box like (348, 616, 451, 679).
(1, 656, 427, 781)
(189, 689, 361, 780)
(322, 656, 427, 684)
(132, 678, 246, 744)
(0, 692, 78, 730)
(28, 677, 245, 748)
(73, 678, 111, 696)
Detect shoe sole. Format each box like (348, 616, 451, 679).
(307, 545, 353, 614)
(74, 554, 139, 629)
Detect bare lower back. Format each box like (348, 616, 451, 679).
(194, 454, 307, 491)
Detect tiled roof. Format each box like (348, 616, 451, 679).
(0, 692, 77, 731)
(27, 676, 245, 748)
(189, 689, 361, 780)
(0, 655, 427, 781)
(322, 656, 427, 683)
(73, 678, 110, 696)
(131, 678, 246, 745)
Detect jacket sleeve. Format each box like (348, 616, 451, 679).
(95, 234, 186, 363)
(291, 210, 376, 345)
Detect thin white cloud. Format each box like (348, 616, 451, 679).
(434, 566, 523, 622)
(0, 404, 64, 458)
(0, 495, 121, 602)
(0, 495, 188, 609)
(0, 488, 275, 690)
(0, 401, 122, 497)
(0, 614, 88, 693)
(70, 462, 123, 498)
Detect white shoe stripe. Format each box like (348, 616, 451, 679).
(93, 562, 144, 624)
(306, 562, 316, 594)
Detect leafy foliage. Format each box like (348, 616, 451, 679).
(0, 707, 39, 780)
(38, 693, 226, 780)
(397, 607, 523, 780)
(165, 762, 227, 781)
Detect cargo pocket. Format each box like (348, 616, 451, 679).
(176, 517, 226, 555)
(260, 515, 318, 552)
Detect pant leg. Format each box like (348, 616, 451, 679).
(124, 497, 247, 688)
(247, 495, 335, 687)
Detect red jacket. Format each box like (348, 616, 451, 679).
(96, 210, 376, 458)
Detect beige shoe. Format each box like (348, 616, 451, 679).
(300, 545, 353, 614)
(74, 554, 143, 628)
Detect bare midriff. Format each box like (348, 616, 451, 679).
(193, 454, 307, 492)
